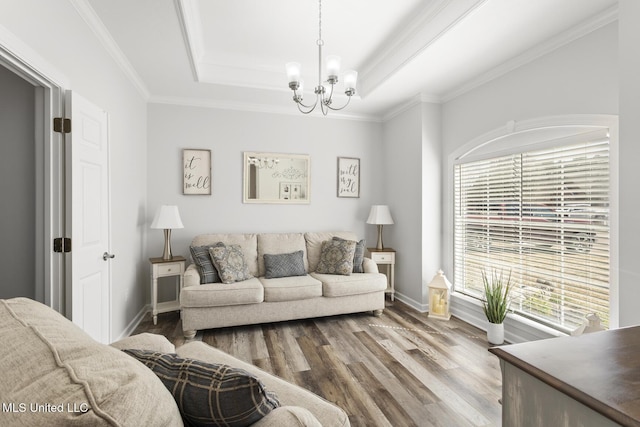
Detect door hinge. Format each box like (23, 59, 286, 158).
(53, 117, 71, 134)
(53, 237, 71, 253)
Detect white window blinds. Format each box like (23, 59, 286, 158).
(454, 135, 610, 332)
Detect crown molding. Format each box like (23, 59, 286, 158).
(174, 0, 202, 82)
(441, 4, 618, 103)
(69, 0, 150, 100)
(149, 95, 383, 122)
(359, 0, 488, 98)
(382, 93, 442, 122)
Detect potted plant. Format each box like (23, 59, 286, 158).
(482, 268, 513, 345)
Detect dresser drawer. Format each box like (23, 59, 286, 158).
(157, 263, 182, 276)
(370, 252, 395, 263)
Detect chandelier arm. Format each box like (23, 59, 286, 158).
(325, 95, 352, 111)
(325, 82, 335, 104)
(320, 98, 330, 116)
(296, 95, 320, 114)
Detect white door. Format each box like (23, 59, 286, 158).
(66, 91, 111, 344)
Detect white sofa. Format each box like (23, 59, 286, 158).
(0, 297, 350, 426)
(181, 231, 387, 338)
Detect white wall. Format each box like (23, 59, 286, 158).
(0, 0, 148, 340)
(147, 103, 384, 262)
(0, 65, 35, 300)
(618, 0, 640, 327)
(440, 22, 620, 337)
(442, 22, 618, 152)
(380, 102, 442, 310)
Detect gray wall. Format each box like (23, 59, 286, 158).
(146, 104, 384, 261)
(618, 0, 640, 327)
(0, 65, 35, 299)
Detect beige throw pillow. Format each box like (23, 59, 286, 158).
(315, 239, 357, 275)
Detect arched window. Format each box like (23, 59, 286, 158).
(452, 116, 616, 333)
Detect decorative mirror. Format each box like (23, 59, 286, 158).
(243, 152, 310, 204)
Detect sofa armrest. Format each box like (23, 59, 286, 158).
(251, 406, 323, 427)
(110, 333, 176, 353)
(362, 257, 379, 274)
(184, 263, 201, 287)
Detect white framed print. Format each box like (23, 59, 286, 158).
(183, 149, 211, 195)
(337, 157, 360, 198)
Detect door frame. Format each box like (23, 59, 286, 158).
(0, 25, 68, 313)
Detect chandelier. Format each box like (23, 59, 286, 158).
(285, 0, 358, 115)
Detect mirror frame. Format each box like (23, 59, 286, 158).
(243, 151, 311, 204)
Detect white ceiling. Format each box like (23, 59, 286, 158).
(84, 0, 618, 121)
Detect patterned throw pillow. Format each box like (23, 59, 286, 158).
(333, 237, 366, 273)
(189, 244, 223, 284)
(209, 244, 253, 284)
(315, 239, 357, 275)
(263, 250, 306, 279)
(123, 349, 280, 427)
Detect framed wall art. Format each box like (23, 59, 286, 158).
(337, 157, 360, 198)
(183, 149, 211, 195)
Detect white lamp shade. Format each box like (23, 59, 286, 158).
(366, 205, 394, 225)
(151, 205, 184, 229)
(325, 55, 341, 76)
(343, 70, 358, 91)
(286, 62, 301, 83)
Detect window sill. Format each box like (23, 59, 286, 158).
(450, 292, 566, 344)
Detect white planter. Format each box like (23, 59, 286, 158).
(487, 322, 504, 345)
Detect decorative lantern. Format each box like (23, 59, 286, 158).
(428, 269, 452, 320)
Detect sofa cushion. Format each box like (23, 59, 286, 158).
(315, 239, 357, 276)
(264, 250, 306, 279)
(259, 275, 323, 302)
(304, 231, 357, 272)
(311, 272, 388, 297)
(180, 277, 264, 308)
(0, 298, 183, 426)
(258, 233, 308, 276)
(192, 234, 259, 277)
(333, 237, 366, 273)
(210, 244, 254, 284)
(190, 244, 223, 283)
(123, 349, 280, 427)
(176, 342, 350, 427)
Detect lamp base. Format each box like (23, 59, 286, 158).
(376, 224, 384, 250)
(162, 229, 173, 260)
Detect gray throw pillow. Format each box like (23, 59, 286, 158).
(333, 237, 365, 273)
(123, 349, 280, 427)
(315, 239, 357, 275)
(209, 244, 253, 284)
(189, 244, 223, 284)
(263, 250, 306, 279)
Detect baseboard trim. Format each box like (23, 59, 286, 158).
(393, 292, 428, 313)
(114, 304, 150, 342)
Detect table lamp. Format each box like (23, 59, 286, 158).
(151, 205, 184, 260)
(366, 205, 394, 250)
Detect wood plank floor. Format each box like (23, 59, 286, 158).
(133, 301, 502, 427)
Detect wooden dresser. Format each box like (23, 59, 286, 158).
(490, 326, 640, 427)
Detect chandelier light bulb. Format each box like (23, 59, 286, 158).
(343, 70, 358, 94)
(286, 62, 301, 85)
(325, 55, 341, 80)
